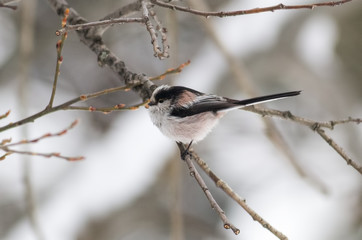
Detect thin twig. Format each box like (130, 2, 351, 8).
(5, 120, 79, 147)
(177, 143, 240, 235)
(0, 3, 17, 9)
(1, 147, 84, 161)
(101, 1, 142, 21)
(244, 106, 361, 130)
(328, 117, 362, 128)
(66, 100, 149, 113)
(189, 149, 288, 240)
(95, 1, 142, 35)
(315, 128, 362, 174)
(148, 6, 169, 58)
(0, 85, 138, 132)
(244, 106, 362, 174)
(56, 17, 145, 36)
(142, 1, 169, 59)
(0, 120, 84, 161)
(152, 0, 353, 18)
(149, 60, 190, 81)
(0, 110, 11, 120)
(47, 9, 69, 108)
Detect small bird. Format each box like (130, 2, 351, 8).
(148, 85, 300, 156)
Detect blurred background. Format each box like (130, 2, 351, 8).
(0, 0, 361, 239)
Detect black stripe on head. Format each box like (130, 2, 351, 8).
(154, 86, 204, 104)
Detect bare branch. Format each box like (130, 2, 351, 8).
(1, 148, 84, 161)
(55, 17, 145, 36)
(328, 117, 362, 128)
(100, 1, 142, 21)
(189, 149, 289, 240)
(0, 120, 84, 161)
(5, 120, 79, 147)
(149, 60, 190, 81)
(152, 0, 353, 18)
(0, 0, 18, 10)
(316, 128, 362, 174)
(0, 84, 141, 132)
(66, 99, 149, 113)
(244, 105, 359, 130)
(177, 142, 240, 235)
(0, 110, 11, 120)
(142, 1, 169, 59)
(244, 106, 362, 174)
(47, 9, 69, 109)
(187, 0, 328, 192)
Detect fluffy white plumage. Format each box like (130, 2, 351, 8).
(148, 85, 300, 144)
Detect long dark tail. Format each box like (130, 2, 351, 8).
(235, 91, 301, 106)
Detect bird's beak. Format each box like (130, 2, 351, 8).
(145, 100, 156, 109)
(148, 101, 156, 106)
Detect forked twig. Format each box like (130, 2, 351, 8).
(189, 149, 288, 240)
(0, 84, 142, 133)
(177, 142, 240, 235)
(142, 1, 169, 59)
(245, 106, 362, 174)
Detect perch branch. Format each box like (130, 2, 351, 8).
(188, 0, 327, 192)
(189, 149, 288, 240)
(177, 142, 240, 235)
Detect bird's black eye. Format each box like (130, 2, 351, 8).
(158, 99, 164, 103)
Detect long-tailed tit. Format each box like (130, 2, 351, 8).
(148, 85, 300, 153)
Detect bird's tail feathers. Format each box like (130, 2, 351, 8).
(234, 91, 301, 106)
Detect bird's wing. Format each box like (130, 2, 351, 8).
(170, 91, 301, 118)
(171, 95, 235, 117)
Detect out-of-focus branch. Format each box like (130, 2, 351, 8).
(152, 0, 353, 17)
(0, 0, 19, 10)
(17, 0, 46, 239)
(0, 110, 11, 120)
(0, 120, 84, 161)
